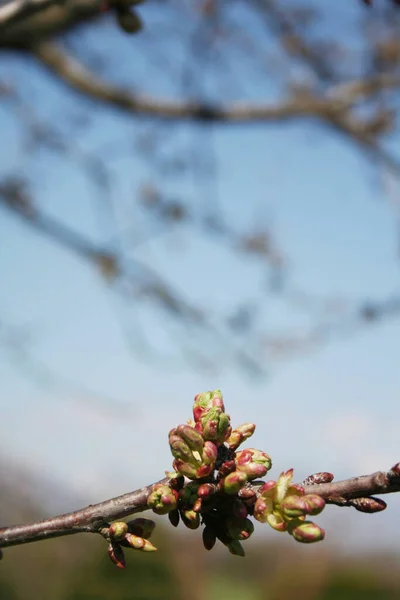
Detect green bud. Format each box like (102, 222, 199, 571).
(303, 494, 325, 516)
(181, 509, 200, 530)
(169, 427, 203, 464)
(235, 448, 272, 480)
(109, 521, 128, 541)
(226, 423, 256, 450)
(147, 484, 178, 515)
(173, 459, 198, 479)
(179, 481, 201, 508)
(193, 389, 225, 422)
(288, 520, 325, 543)
(200, 408, 231, 444)
(253, 496, 274, 523)
(175, 425, 205, 453)
(202, 440, 218, 465)
(221, 470, 248, 495)
(280, 495, 309, 519)
(125, 533, 157, 551)
(275, 469, 294, 503)
(266, 513, 287, 532)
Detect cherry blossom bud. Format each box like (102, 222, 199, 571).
(181, 509, 200, 530)
(198, 483, 217, 498)
(303, 472, 334, 486)
(109, 521, 128, 541)
(235, 448, 272, 480)
(281, 494, 325, 519)
(288, 520, 325, 543)
(349, 497, 387, 513)
(147, 484, 178, 515)
(280, 495, 310, 519)
(226, 423, 256, 450)
(125, 533, 157, 551)
(193, 390, 225, 422)
(253, 495, 274, 523)
(198, 408, 232, 445)
(220, 471, 248, 495)
(303, 494, 325, 516)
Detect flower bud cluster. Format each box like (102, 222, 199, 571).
(147, 389, 274, 555)
(253, 469, 325, 543)
(146, 389, 326, 556)
(107, 517, 157, 568)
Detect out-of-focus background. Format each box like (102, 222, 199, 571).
(1, 0, 400, 598)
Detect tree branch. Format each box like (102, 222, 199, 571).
(1, 465, 399, 550)
(29, 41, 400, 125)
(0, 0, 104, 47)
(0, 479, 165, 549)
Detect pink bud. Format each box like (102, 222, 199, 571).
(198, 483, 217, 498)
(109, 521, 128, 541)
(349, 497, 387, 513)
(181, 509, 200, 530)
(303, 472, 334, 485)
(253, 496, 273, 523)
(303, 494, 325, 516)
(221, 470, 248, 495)
(125, 533, 157, 552)
(289, 520, 325, 543)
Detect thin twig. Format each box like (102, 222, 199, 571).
(29, 42, 400, 125)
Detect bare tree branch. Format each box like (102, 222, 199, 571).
(28, 42, 400, 126)
(0, 0, 104, 47)
(1, 464, 399, 550)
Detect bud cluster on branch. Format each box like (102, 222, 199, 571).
(145, 390, 326, 558)
(1, 389, 399, 571)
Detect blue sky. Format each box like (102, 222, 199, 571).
(1, 3, 400, 550)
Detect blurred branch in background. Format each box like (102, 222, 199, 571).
(0, 0, 400, 379)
